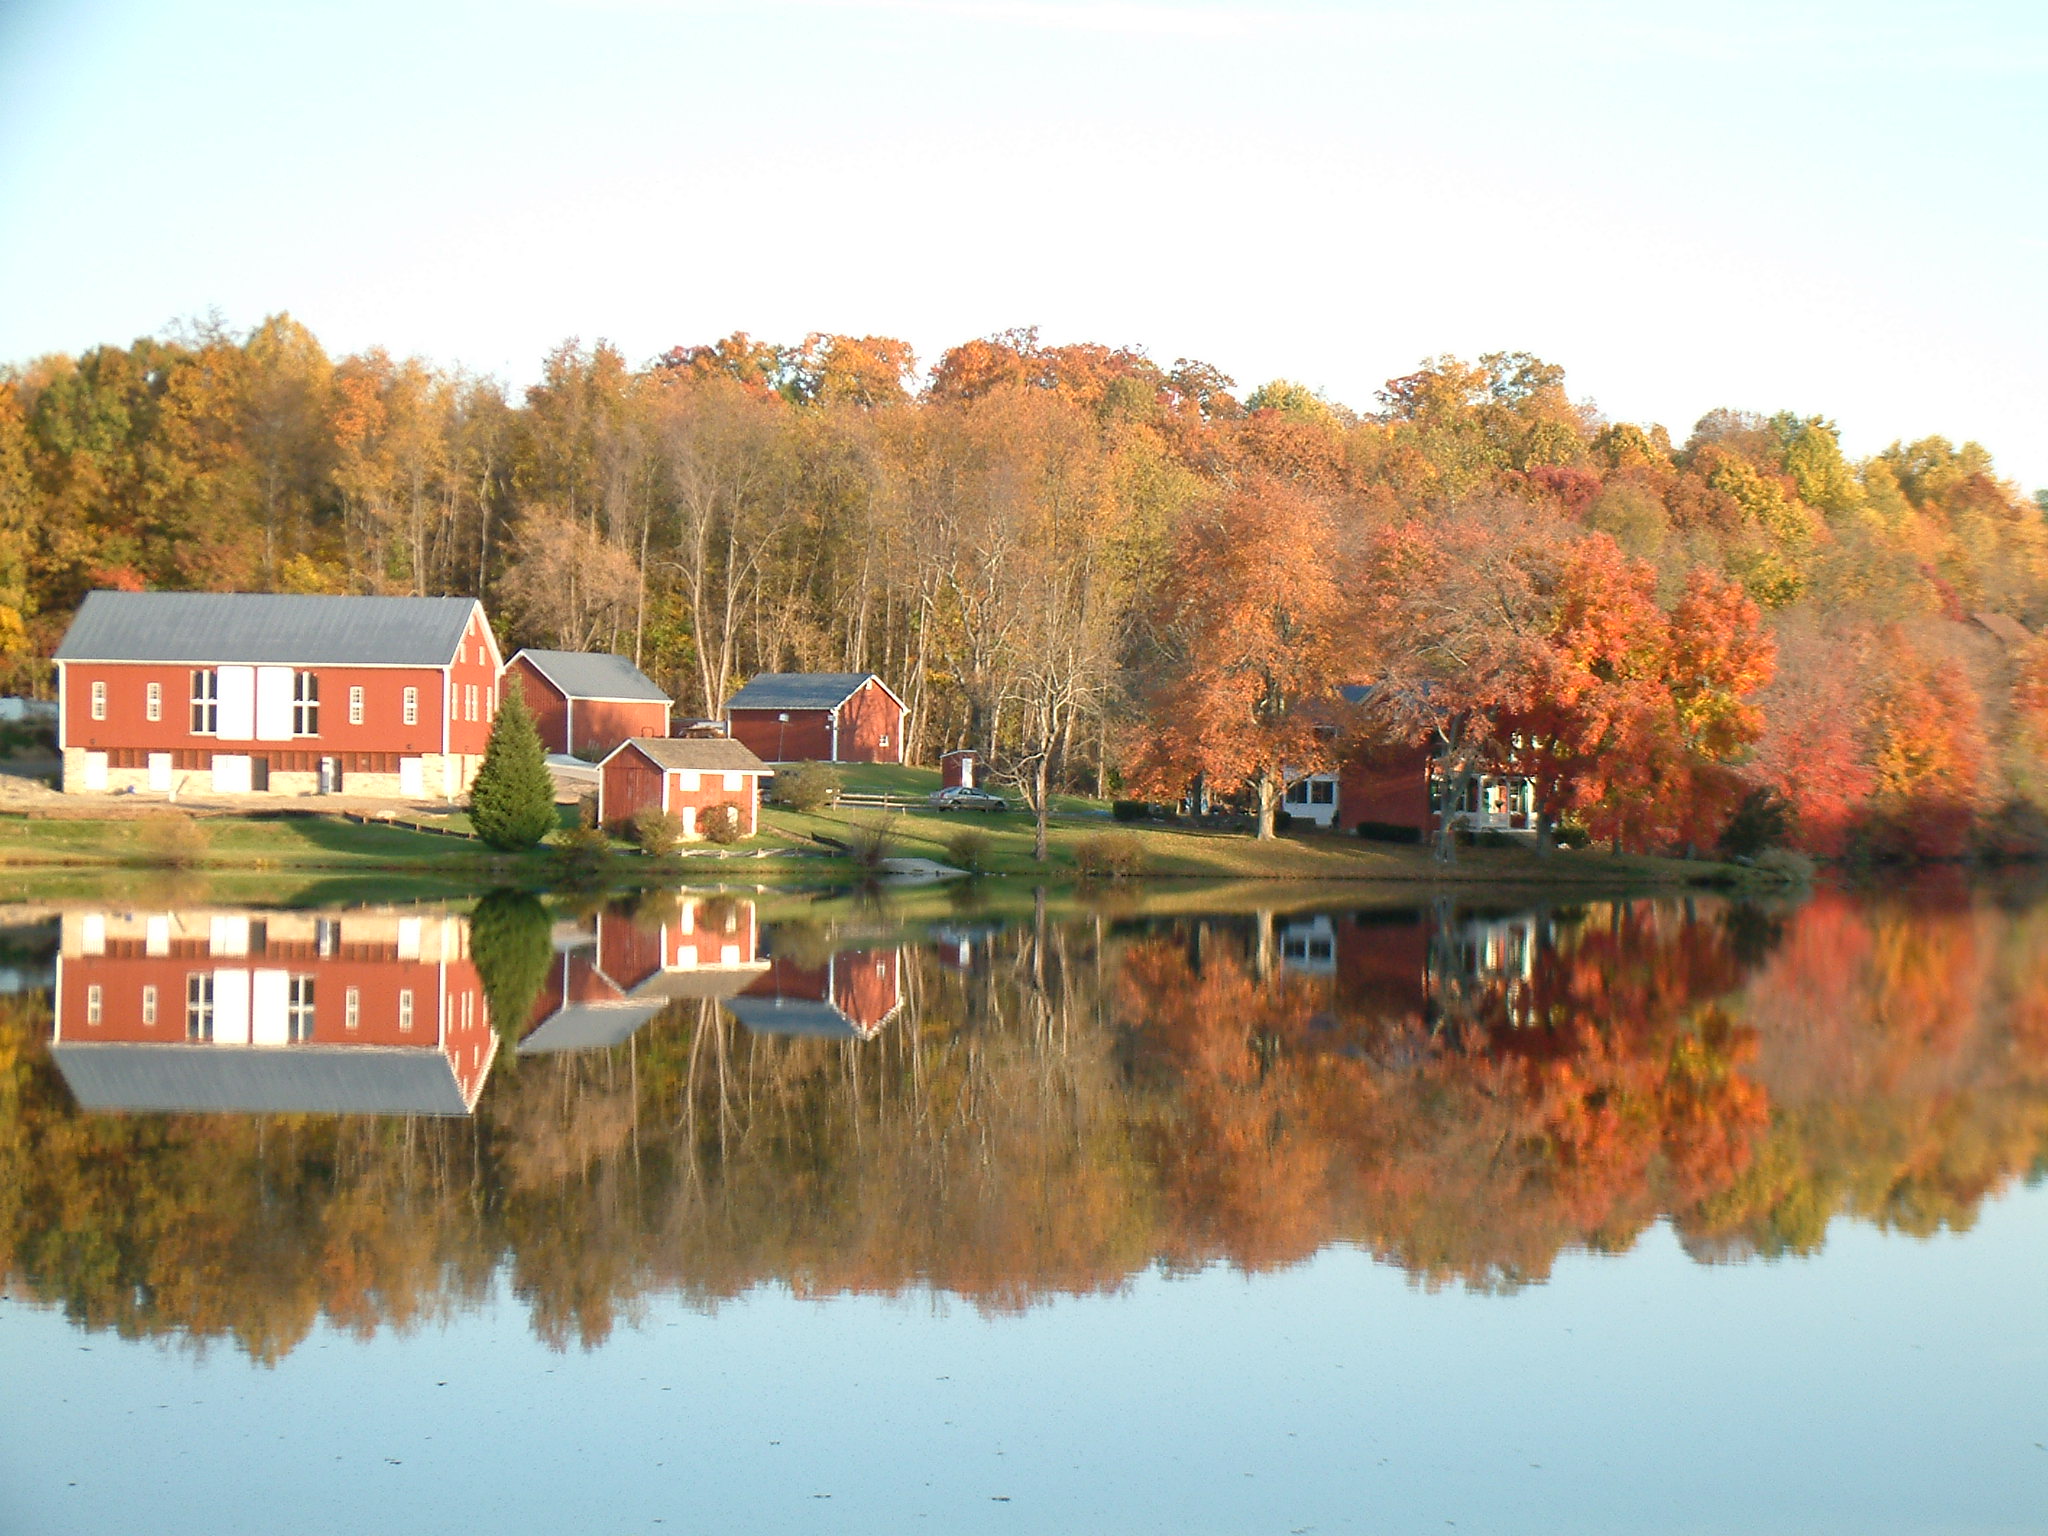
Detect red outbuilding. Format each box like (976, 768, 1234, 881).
(722, 672, 906, 763)
(726, 947, 905, 1040)
(504, 648, 671, 758)
(53, 591, 503, 801)
(596, 736, 771, 837)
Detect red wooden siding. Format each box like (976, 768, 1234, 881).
(508, 655, 667, 757)
(1338, 744, 1433, 834)
(727, 708, 833, 763)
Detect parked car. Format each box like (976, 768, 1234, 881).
(928, 785, 1008, 813)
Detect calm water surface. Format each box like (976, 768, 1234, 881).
(2, 883, 2045, 1534)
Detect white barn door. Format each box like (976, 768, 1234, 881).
(255, 666, 294, 741)
(216, 666, 256, 739)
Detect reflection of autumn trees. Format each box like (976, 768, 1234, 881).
(6, 891, 2048, 1360)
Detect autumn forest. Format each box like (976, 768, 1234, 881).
(4, 318, 2045, 856)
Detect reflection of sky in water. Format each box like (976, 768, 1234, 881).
(5, 1188, 2045, 1535)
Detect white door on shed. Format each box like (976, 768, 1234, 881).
(147, 753, 171, 791)
(81, 752, 107, 791)
(399, 757, 425, 797)
(215, 666, 256, 739)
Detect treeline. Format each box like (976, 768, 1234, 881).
(4, 889, 2047, 1359)
(3, 321, 2045, 854)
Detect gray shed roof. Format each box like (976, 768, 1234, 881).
(53, 591, 483, 666)
(513, 648, 671, 703)
(725, 672, 897, 711)
(723, 994, 870, 1040)
(50, 1043, 480, 1117)
(609, 737, 769, 773)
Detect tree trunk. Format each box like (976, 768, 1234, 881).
(1253, 767, 1280, 840)
(1033, 755, 1051, 864)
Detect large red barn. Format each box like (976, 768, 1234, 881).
(504, 648, 671, 758)
(722, 672, 905, 763)
(53, 591, 503, 801)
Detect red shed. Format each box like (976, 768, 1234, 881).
(723, 672, 906, 763)
(940, 748, 978, 788)
(505, 648, 671, 758)
(725, 947, 905, 1040)
(597, 736, 770, 838)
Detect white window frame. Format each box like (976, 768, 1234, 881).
(185, 973, 214, 1041)
(398, 988, 415, 1033)
(288, 975, 316, 1042)
(86, 984, 102, 1025)
(344, 986, 360, 1031)
(292, 671, 320, 736)
(348, 685, 364, 726)
(403, 687, 418, 727)
(89, 680, 106, 721)
(190, 669, 218, 735)
(142, 984, 158, 1026)
(145, 681, 161, 722)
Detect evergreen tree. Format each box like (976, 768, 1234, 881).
(469, 888, 554, 1042)
(467, 690, 558, 850)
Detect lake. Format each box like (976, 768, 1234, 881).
(2, 881, 2045, 1534)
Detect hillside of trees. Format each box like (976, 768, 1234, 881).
(4, 318, 2044, 856)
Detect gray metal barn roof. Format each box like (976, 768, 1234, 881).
(50, 1042, 478, 1116)
(724, 672, 888, 711)
(609, 737, 769, 773)
(512, 648, 671, 703)
(53, 591, 482, 666)
(723, 994, 868, 1039)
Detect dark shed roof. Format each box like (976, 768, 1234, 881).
(512, 648, 671, 703)
(607, 737, 770, 773)
(53, 591, 482, 666)
(725, 672, 898, 711)
(50, 1043, 478, 1116)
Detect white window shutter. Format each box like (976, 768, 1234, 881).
(255, 667, 294, 741)
(216, 666, 256, 739)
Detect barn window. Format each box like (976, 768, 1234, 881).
(85, 985, 102, 1025)
(142, 985, 157, 1026)
(288, 976, 316, 1042)
(403, 687, 418, 726)
(398, 989, 414, 1032)
(89, 680, 106, 720)
(344, 987, 360, 1031)
(145, 682, 162, 722)
(349, 686, 363, 725)
(723, 771, 745, 792)
(466, 684, 477, 721)
(190, 670, 219, 734)
(293, 672, 320, 735)
(1310, 780, 1335, 805)
(186, 973, 214, 1041)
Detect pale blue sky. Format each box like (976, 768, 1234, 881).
(3, 0, 2044, 486)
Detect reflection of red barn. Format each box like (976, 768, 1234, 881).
(505, 648, 671, 758)
(723, 673, 906, 764)
(726, 948, 904, 1040)
(519, 897, 767, 1054)
(50, 907, 497, 1115)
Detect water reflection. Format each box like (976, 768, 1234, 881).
(51, 907, 496, 1116)
(3, 884, 2045, 1360)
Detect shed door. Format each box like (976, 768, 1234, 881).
(81, 752, 108, 791)
(211, 755, 252, 794)
(399, 758, 425, 797)
(147, 753, 172, 792)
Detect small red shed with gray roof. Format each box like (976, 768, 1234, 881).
(598, 736, 771, 838)
(505, 648, 671, 758)
(723, 672, 905, 763)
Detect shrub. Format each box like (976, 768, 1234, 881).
(628, 807, 685, 857)
(1111, 799, 1154, 823)
(1355, 820, 1422, 844)
(943, 825, 992, 873)
(1719, 786, 1794, 859)
(468, 691, 558, 851)
(700, 801, 744, 845)
(1754, 847, 1816, 885)
(1074, 831, 1145, 879)
(139, 815, 210, 868)
(551, 824, 615, 885)
(775, 762, 843, 812)
(1554, 823, 1592, 849)
(1273, 809, 1296, 832)
(846, 813, 898, 872)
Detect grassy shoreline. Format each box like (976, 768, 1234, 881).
(0, 794, 1766, 905)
